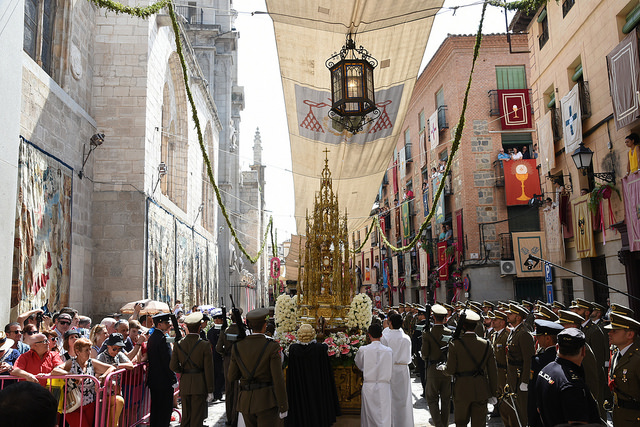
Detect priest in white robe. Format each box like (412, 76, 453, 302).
(381, 313, 414, 427)
(355, 323, 393, 427)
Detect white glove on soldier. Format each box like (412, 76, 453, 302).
(279, 411, 288, 419)
(519, 382, 528, 392)
(488, 397, 498, 405)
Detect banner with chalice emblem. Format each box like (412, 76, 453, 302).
(504, 159, 541, 206)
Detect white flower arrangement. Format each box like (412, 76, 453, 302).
(274, 293, 298, 334)
(345, 293, 373, 331)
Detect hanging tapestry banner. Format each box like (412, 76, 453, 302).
(561, 84, 583, 155)
(419, 248, 428, 287)
(401, 201, 410, 239)
(606, 28, 640, 131)
(398, 147, 406, 179)
(12, 138, 72, 315)
(422, 182, 429, 217)
(176, 220, 195, 308)
(429, 110, 439, 151)
(537, 111, 555, 176)
(404, 252, 412, 281)
(392, 256, 399, 287)
(543, 206, 565, 264)
(433, 174, 445, 224)
(503, 159, 541, 206)
(622, 174, 640, 252)
(512, 231, 546, 277)
(498, 89, 532, 130)
(419, 132, 427, 167)
(437, 241, 448, 281)
(193, 231, 210, 307)
(572, 194, 597, 258)
(146, 201, 176, 304)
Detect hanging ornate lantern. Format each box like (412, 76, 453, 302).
(326, 34, 379, 134)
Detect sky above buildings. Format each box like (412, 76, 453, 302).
(234, 0, 515, 244)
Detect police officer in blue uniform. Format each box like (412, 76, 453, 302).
(527, 319, 563, 427)
(147, 312, 177, 427)
(535, 328, 603, 426)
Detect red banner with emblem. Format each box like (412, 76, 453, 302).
(437, 241, 449, 280)
(498, 89, 532, 130)
(504, 159, 541, 206)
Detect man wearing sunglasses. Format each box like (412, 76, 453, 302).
(53, 313, 73, 352)
(11, 333, 63, 385)
(4, 322, 30, 356)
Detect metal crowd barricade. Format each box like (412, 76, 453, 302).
(0, 373, 101, 426)
(0, 362, 181, 427)
(98, 363, 150, 427)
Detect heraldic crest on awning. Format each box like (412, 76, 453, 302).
(265, 0, 445, 232)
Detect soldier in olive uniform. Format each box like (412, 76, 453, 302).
(527, 319, 562, 427)
(491, 311, 509, 422)
(571, 298, 608, 417)
(228, 308, 288, 427)
(412, 305, 428, 396)
(170, 312, 215, 427)
(504, 304, 535, 427)
(606, 313, 640, 426)
(438, 309, 498, 427)
(521, 301, 535, 332)
(402, 304, 415, 336)
(422, 304, 453, 427)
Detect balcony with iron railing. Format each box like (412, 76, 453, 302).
(437, 105, 449, 131)
(493, 159, 505, 187)
(551, 106, 563, 141)
(578, 80, 592, 119)
(174, 4, 221, 30)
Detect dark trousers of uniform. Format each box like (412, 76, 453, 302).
(181, 393, 207, 427)
(504, 366, 528, 427)
(150, 385, 174, 427)
(241, 407, 282, 427)
(453, 398, 488, 427)
(416, 357, 426, 394)
(426, 366, 451, 427)
(223, 356, 238, 426)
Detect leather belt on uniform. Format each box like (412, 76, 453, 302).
(240, 382, 273, 391)
(182, 368, 203, 374)
(507, 359, 523, 367)
(497, 362, 507, 370)
(617, 398, 640, 410)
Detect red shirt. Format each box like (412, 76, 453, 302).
(15, 349, 63, 384)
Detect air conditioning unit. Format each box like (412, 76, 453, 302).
(500, 260, 516, 275)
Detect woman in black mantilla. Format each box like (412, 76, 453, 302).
(285, 324, 340, 427)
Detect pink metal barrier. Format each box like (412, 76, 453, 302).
(0, 373, 101, 426)
(1, 363, 182, 427)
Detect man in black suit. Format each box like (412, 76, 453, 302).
(147, 313, 177, 427)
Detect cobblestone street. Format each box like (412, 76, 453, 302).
(172, 372, 505, 427)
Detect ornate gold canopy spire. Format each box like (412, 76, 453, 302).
(299, 150, 353, 327)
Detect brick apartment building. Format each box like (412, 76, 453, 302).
(353, 33, 543, 307)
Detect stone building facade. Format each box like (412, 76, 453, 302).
(355, 34, 539, 306)
(0, 0, 253, 324)
(512, 0, 640, 313)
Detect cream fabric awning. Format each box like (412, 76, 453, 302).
(265, 0, 445, 233)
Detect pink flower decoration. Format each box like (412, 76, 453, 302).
(350, 339, 359, 345)
(340, 344, 350, 355)
(328, 350, 336, 356)
(286, 334, 295, 340)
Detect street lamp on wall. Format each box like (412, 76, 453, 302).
(571, 142, 616, 183)
(326, 33, 379, 134)
(78, 133, 104, 179)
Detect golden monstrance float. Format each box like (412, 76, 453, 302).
(296, 152, 362, 414)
